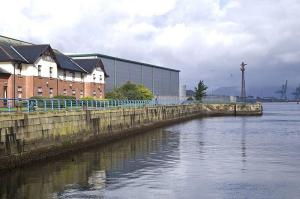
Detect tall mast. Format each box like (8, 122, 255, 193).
(240, 62, 247, 102)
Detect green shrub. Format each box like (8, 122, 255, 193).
(106, 81, 153, 100)
(54, 95, 76, 100)
(29, 96, 49, 100)
(80, 96, 94, 100)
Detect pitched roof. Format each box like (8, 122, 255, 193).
(12, 45, 53, 64)
(0, 35, 32, 46)
(0, 44, 28, 63)
(54, 50, 87, 73)
(74, 58, 109, 77)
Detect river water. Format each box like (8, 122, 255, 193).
(1, 103, 300, 199)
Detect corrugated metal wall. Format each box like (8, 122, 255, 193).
(99, 56, 179, 97)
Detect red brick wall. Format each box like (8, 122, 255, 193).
(31, 76, 58, 98)
(84, 83, 105, 99)
(57, 80, 85, 99)
(0, 74, 10, 99)
(0, 74, 106, 100)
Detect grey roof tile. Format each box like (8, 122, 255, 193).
(74, 58, 109, 77)
(0, 44, 28, 63)
(54, 50, 87, 73)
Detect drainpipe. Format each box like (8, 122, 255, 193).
(57, 71, 59, 97)
(13, 63, 16, 100)
(114, 59, 117, 88)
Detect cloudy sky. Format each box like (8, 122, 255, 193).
(1, 0, 299, 93)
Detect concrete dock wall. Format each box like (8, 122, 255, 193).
(0, 103, 262, 170)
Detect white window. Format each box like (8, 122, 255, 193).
(63, 71, 66, 80)
(17, 64, 22, 75)
(63, 89, 67, 96)
(49, 67, 53, 78)
(80, 90, 83, 98)
(49, 88, 53, 98)
(81, 73, 84, 82)
(99, 75, 102, 81)
(17, 86, 22, 98)
(37, 87, 43, 96)
(72, 90, 76, 96)
(93, 90, 96, 96)
(93, 74, 96, 81)
(71, 72, 75, 81)
(38, 65, 41, 76)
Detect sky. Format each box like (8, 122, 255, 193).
(1, 0, 300, 94)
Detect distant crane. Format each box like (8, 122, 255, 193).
(276, 80, 288, 100)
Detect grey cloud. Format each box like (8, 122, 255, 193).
(1, 0, 299, 96)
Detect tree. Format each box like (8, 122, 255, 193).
(105, 89, 125, 99)
(106, 81, 153, 100)
(136, 85, 153, 100)
(195, 80, 208, 101)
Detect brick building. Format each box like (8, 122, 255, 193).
(0, 43, 108, 100)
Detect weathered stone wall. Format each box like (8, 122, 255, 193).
(0, 103, 262, 170)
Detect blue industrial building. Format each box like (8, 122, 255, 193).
(69, 53, 180, 98)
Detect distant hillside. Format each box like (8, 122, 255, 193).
(213, 86, 297, 99)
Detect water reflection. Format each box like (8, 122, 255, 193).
(1, 103, 300, 199)
(0, 128, 180, 199)
(241, 117, 247, 168)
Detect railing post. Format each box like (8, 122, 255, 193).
(58, 100, 60, 111)
(35, 100, 38, 109)
(27, 100, 30, 112)
(8, 100, 11, 112)
(44, 100, 47, 112)
(70, 100, 73, 110)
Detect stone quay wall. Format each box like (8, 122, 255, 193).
(0, 103, 262, 170)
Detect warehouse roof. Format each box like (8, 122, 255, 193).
(69, 53, 180, 72)
(74, 58, 109, 77)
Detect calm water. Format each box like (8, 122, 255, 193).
(1, 103, 300, 199)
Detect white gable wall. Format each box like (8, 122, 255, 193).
(57, 69, 83, 82)
(84, 67, 105, 84)
(21, 56, 58, 77)
(0, 62, 14, 74)
(0, 55, 58, 78)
